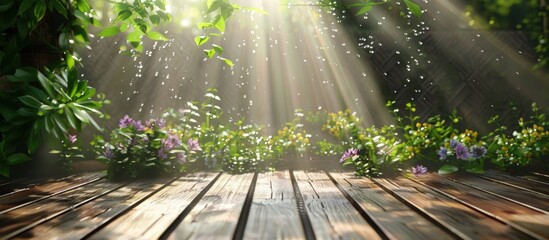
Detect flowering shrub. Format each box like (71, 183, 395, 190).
(334, 101, 548, 177)
(91, 115, 200, 179)
(271, 110, 312, 156)
(85, 88, 547, 179)
(437, 138, 487, 174)
(484, 103, 549, 170)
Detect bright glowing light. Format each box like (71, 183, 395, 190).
(82, 0, 548, 134)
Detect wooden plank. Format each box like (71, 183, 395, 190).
(447, 173, 549, 212)
(0, 179, 126, 239)
(13, 177, 173, 239)
(91, 172, 218, 239)
(0, 179, 47, 196)
(329, 172, 453, 240)
(167, 173, 254, 240)
(243, 171, 305, 239)
(523, 174, 549, 185)
(0, 179, 24, 187)
(293, 171, 381, 239)
(374, 177, 534, 240)
(412, 173, 548, 239)
(481, 171, 549, 196)
(530, 172, 549, 180)
(0, 173, 103, 213)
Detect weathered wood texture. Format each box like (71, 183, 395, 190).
(329, 172, 453, 240)
(92, 172, 218, 239)
(293, 171, 382, 239)
(0, 169, 547, 239)
(243, 171, 305, 239)
(167, 173, 253, 239)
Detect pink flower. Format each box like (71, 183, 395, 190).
(188, 138, 202, 151)
(340, 148, 359, 163)
(68, 134, 77, 144)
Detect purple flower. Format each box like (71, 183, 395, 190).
(68, 134, 77, 144)
(119, 115, 134, 128)
(438, 147, 448, 160)
(450, 139, 460, 149)
(145, 118, 165, 129)
(156, 118, 165, 128)
(157, 148, 168, 159)
(188, 138, 202, 151)
(162, 133, 181, 150)
(176, 152, 187, 164)
(455, 144, 471, 160)
(470, 145, 487, 158)
(131, 120, 144, 132)
(104, 148, 114, 159)
(412, 165, 428, 175)
(340, 148, 359, 163)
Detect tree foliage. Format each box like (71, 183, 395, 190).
(466, 0, 549, 70)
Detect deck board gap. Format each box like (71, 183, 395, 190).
(1, 180, 131, 240)
(406, 176, 546, 239)
(232, 172, 258, 240)
(442, 175, 549, 214)
(0, 175, 103, 215)
(156, 172, 222, 240)
(326, 171, 392, 240)
(289, 170, 316, 240)
(477, 175, 549, 197)
(80, 176, 181, 240)
(370, 177, 470, 240)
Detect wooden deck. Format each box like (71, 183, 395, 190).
(0, 170, 548, 239)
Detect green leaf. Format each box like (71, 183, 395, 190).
(6, 153, 32, 166)
(66, 52, 75, 69)
(52, 113, 68, 134)
(465, 166, 484, 174)
(356, 5, 373, 15)
(194, 36, 209, 47)
(207, 0, 222, 13)
(214, 16, 225, 32)
(98, 26, 121, 37)
(219, 57, 234, 67)
(34, 0, 46, 21)
(71, 106, 102, 131)
(51, 0, 67, 18)
(0, 0, 14, 13)
(403, 0, 422, 18)
(18, 0, 37, 14)
(18, 95, 42, 109)
(17, 107, 37, 116)
(27, 127, 41, 153)
(149, 14, 161, 26)
(7, 67, 38, 83)
(76, 0, 91, 13)
(204, 49, 215, 58)
(127, 31, 141, 44)
(64, 107, 80, 131)
(0, 165, 9, 177)
(146, 31, 168, 41)
(115, 9, 132, 22)
(438, 164, 458, 174)
(212, 44, 223, 54)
